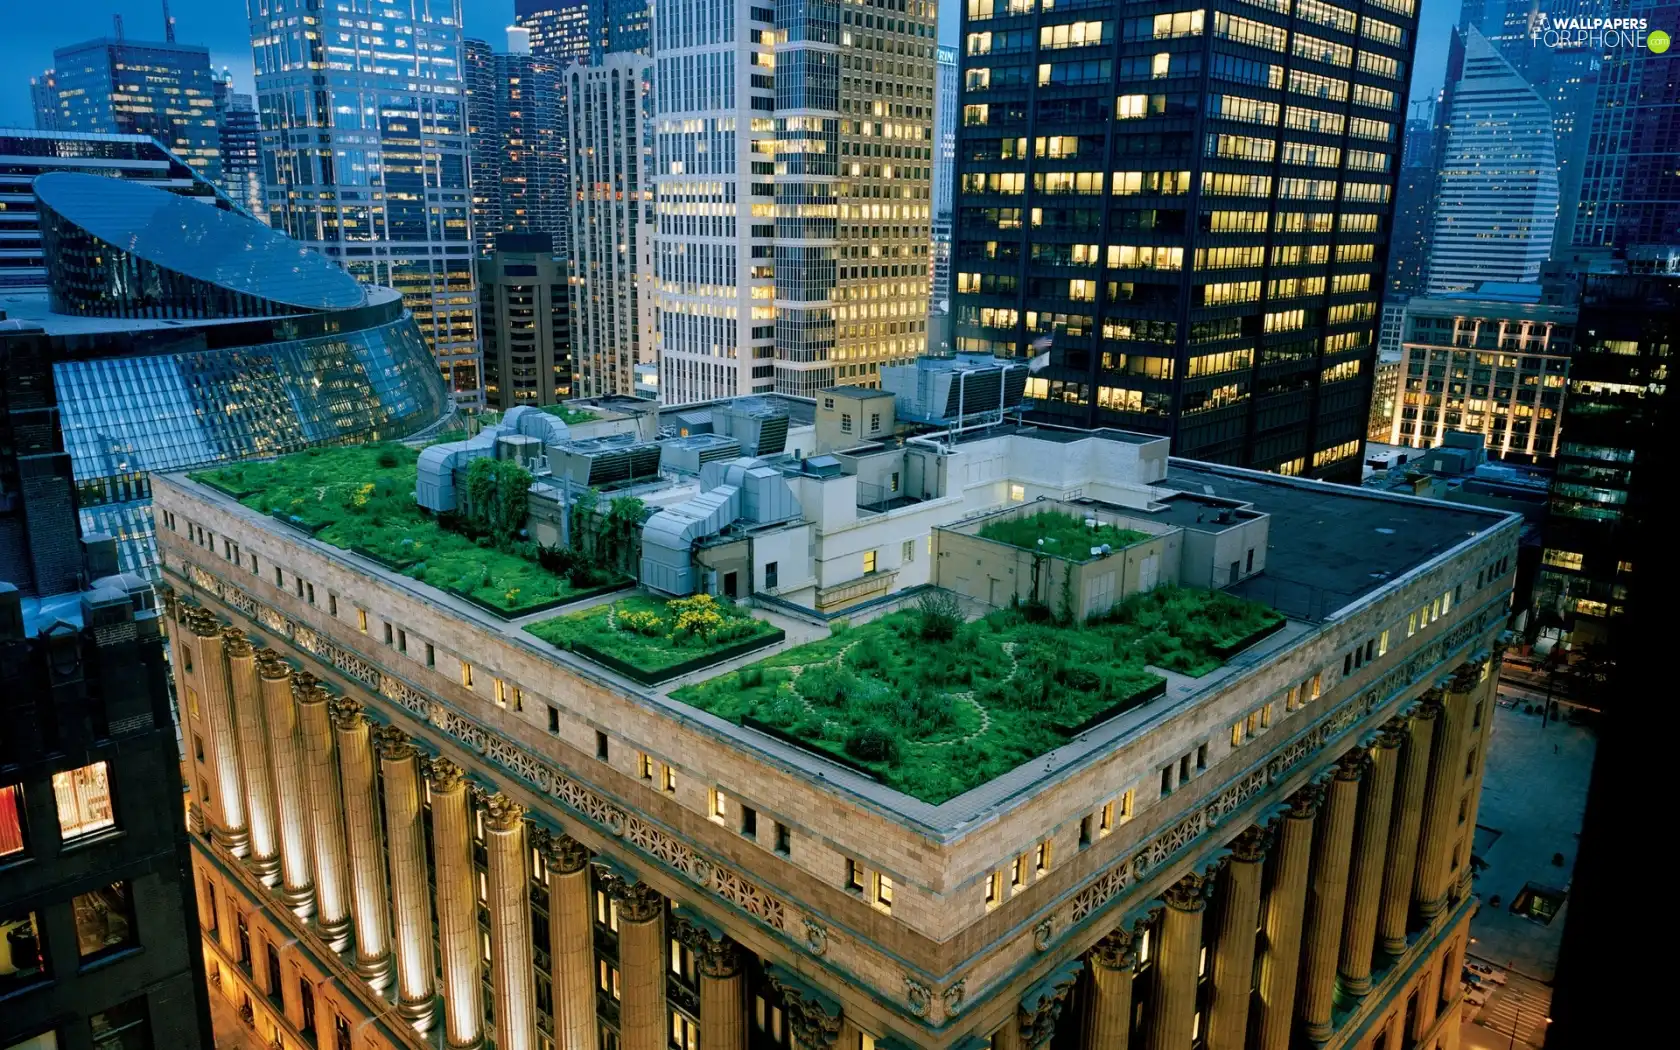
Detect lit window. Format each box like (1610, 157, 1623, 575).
(874, 872, 894, 912)
(0, 784, 24, 858)
(1098, 800, 1115, 834)
(1260, 703, 1273, 729)
(863, 550, 877, 574)
(662, 765, 677, 793)
(73, 881, 136, 960)
(639, 753, 654, 781)
(1011, 854, 1027, 891)
(1441, 588, 1453, 615)
(494, 679, 509, 708)
(52, 762, 114, 842)
(671, 1013, 699, 1050)
(1034, 841, 1052, 876)
(1309, 674, 1321, 700)
(1, 908, 47, 991)
(461, 662, 474, 689)
(358, 609, 368, 633)
(1407, 611, 1417, 637)
(1009, 484, 1026, 502)
(1119, 789, 1133, 821)
(845, 859, 865, 893)
(985, 870, 1002, 908)
(709, 789, 728, 824)
(1378, 629, 1390, 657)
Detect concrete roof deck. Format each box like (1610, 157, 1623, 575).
(161, 457, 1514, 839)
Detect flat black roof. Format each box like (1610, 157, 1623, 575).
(1162, 462, 1511, 622)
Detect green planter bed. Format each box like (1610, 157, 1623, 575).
(525, 595, 785, 685)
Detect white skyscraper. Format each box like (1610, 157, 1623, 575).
(1424, 27, 1559, 295)
(653, 0, 936, 403)
(568, 55, 658, 398)
(249, 0, 480, 399)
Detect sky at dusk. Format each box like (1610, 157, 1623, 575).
(0, 0, 1456, 129)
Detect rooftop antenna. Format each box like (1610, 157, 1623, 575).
(113, 13, 124, 40)
(162, 0, 176, 43)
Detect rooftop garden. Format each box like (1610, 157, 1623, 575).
(671, 586, 1283, 804)
(477, 405, 600, 427)
(977, 509, 1151, 558)
(190, 444, 628, 616)
(526, 594, 784, 685)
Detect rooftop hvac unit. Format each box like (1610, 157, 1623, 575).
(547, 435, 663, 488)
(882, 353, 1028, 425)
(713, 398, 790, 456)
(660, 434, 742, 475)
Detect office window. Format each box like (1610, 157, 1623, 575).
(549, 706, 563, 735)
(1378, 629, 1389, 657)
(398, 629, 408, 653)
(461, 662, 474, 689)
(1, 784, 27, 859)
(0, 908, 47, 992)
(335, 1016, 351, 1050)
(774, 821, 791, 855)
(1196, 743, 1207, 770)
(1309, 674, 1322, 700)
(845, 859, 865, 893)
(1010, 484, 1026, 501)
(426, 643, 436, 668)
(357, 609, 368, 633)
(1034, 841, 1052, 876)
(384, 623, 394, 645)
(595, 729, 608, 757)
(671, 1013, 699, 1050)
(1161, 765, 1174, 796)
(598, 960, 621, 999)
(902, 539, 915, 563)
(741, 805, 758, 838)
(639, 753, 655, 781)
(329, 594, 338, 616)
(595, 889, 620, 932)
(710, 789, 728, 824)
(863, 550, 877, 573)
(89, 997, 152, 1050)
(765, 561, 779, 589)
(1079, 815, 1093, 847)
(874, 872, 894, 912)
(73, 882, 136, 960)
(662, 765, 677, 793)
(52, 762, 115, 841)
(180, 645, 193, 673)
(985, 870, 1003, 908)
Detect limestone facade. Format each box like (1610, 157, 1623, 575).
(159, 470, 1514, 1050)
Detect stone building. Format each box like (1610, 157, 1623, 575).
(151, 440, 1517, 1050)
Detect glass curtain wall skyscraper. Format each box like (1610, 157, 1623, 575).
(654, 0, 936, 404)
(932, 45, 958, 322)
(953, 0, 1421, 479)
(466, 31, 567, 256)
(38, 37, 221, 184)
(1423, 26, 1559, 295)
(248, 0, 480, 401)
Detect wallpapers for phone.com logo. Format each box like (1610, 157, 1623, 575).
(1529, 8, 1671, 52)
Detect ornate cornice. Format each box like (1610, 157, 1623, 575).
(289, 668, 322, 701)
(1017, 960, 1083, 1050)
(254, 647, 289, 680)
(1229, 824, 1271, 864)
(485, 793, 525, 834)
(1414, 688, 1445, 720)
(1449, 651, 1488, 694)
(425, 756, 466, 794)
(673, 915, 742, 978)
(1161, 871, 1212, 913)
(1088, 927, 1136, 971)
(187, 607, 222, 637)
(1375, 719, 1408, 750)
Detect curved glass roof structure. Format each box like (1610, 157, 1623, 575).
(34, 171, 366, 313)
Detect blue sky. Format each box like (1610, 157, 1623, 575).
(1, 0, 1455, 128)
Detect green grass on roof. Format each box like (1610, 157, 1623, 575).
(526, 594, 783, 682)
(977, 509, 1152, 559)
(190, 444, 619, 615)
(671, 586, 1283, 804)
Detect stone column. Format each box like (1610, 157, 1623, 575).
(1147, 874, 1209, 1050)
(258, 651, 314, 915)
(226, 630, 280, 881)
(1083, 928, 1136, 1050)
(428, 758, 484, 1050)
(375, 726, 436, 1028)
(1207, 827, 1267, 1050)
(1340, 725, 1404, 997)
(294, 673, 352, 945)
(543, 834, 596, 1050)
(1299, 752, 1364, 1042)
(1415, 659, 1482, 921)
(615, 881, 667, 1050)
(487, 797, 536, 1050)
(992, 1022, 1022, 1050)
(331, 698, 393, 987)
(191, 614, 249, 853)
(687, 926, 747, 1050)
(1379, 699, 1438, 953)
(1254, 784, 1320, 1050)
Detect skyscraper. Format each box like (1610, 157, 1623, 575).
(954, 0, 1419, 479)
(468, 31, 568, 256)
(568, 55, 656, 398)
(517, 0, 597, 67)
(931, 45, 958, 327)
(1386, 109, 1436, 298)
(215, 86, 263, 220)
(1571, 0, 1680, 249)
(607, 0, 654, 55)
(39, 37, 221, 184)
(248, 0, 480, 400)
(479, 232, 574, 409)
(28, 71, 60, 132)
(655, 0, 936, 403)
(1423, 27, 1559, 295)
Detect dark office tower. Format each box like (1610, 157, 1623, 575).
(468, 31, 569, 256)
(953, 0, 1419, 480)
(40, 37, 221, 185)
(1572, 0, 1680, 249)
(479, 233, 574, 409)
(932, 44, 959, 344)
(28, 72, 60, 132)
(214, 89, 263, 220)
(0, 417, 211, 1050)
(1534, 268, 1679, 646)
(1386, 112, 1436, 297)
(606, 0, 653, 54)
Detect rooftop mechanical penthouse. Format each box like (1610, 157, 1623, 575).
(152, 415, 1517, 1050)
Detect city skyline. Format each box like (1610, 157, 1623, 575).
(1, 0, 1460, 129)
